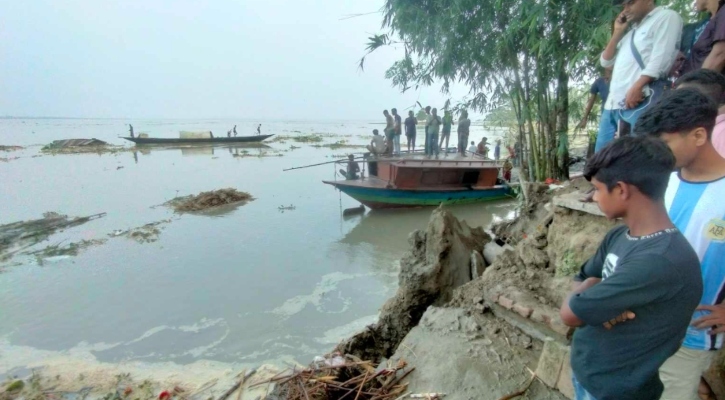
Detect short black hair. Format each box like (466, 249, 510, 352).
(675, 69, 725, 105)
(584, 136, 675, 200)
(633, 88, 717, 139)
(392, 108, 397, 113)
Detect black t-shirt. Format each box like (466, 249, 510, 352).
(569, 225, 703, 400)
(404, 117, 417, 136)
(682, 7, 725, 74)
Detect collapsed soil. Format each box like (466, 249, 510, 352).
(167, 188, 254, 212)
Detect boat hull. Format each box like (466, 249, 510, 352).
(122, 135, 274, 144)
(326, 182, 515, 209)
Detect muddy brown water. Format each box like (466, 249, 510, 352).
(0, 118, 514, 378)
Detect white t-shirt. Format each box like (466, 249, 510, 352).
(601, 7, 682, 110)
(467, 145, 477, 153)
(372, 135, 386, 152)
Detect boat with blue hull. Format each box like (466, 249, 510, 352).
(323, 154, 515, 209)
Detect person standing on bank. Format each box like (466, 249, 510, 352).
(680, 0, 725, 75)
(577, 68, 612, 130)
(635, 88, 725, 400)
(392, 108, 402, 155)
(595, 0, 682, 152)
(560, 136, 703, 400)
(404, 110, 417, 152)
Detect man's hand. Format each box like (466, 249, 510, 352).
(693, 304, 725, 335)
(624, 84, 644, 109)
(603, 311, 636, 330)
(613, 11, 629, 35)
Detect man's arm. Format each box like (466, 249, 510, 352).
(702, 42, 725, 71)
(577, 94, 598, 129)
(560, 277, 602, 327)
(564, 255, 675, 327)
(692, 303, 725, 334)
(601, 11, 629, 67)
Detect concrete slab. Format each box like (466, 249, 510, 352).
(553, 193, 605, 217)
(536, 339, 568, 388)
(557, 347, 574, 399)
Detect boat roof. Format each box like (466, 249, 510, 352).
(367, 153, 501, 169)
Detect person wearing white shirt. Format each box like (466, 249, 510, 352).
(367, 129, 387, 156)
(467, 141, 477, 155)
(594, 0, 682, 153)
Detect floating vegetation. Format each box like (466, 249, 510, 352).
(29, 238, 108, 265)
(0, 145, 24, 152)
(166, 188, 254, 212)
(311, 140, 367, 150)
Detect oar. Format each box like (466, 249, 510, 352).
(283, 156, 367, 172)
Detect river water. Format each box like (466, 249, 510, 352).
(0, 118, 515, 381)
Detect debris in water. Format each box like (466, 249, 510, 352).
(0, 212, 106, 264)
(259, 353, 413, 400)
(278, 204, 296, 212)
(127, 220, 169, 243)
(166, 189, 254, 212)
(0, 145, 24, 152)
(41, 139, 130, 155)
(28, 238, 108, 265)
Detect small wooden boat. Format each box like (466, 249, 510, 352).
(324, 154, 515, 209)
(122, 134, 274, 145)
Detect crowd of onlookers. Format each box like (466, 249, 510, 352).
(559, 1, 725, 399)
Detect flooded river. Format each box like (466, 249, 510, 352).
(0, 118, 515, 379)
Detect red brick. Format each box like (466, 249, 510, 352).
(498, 295, 515, 310)
(513, 303, 533, 319)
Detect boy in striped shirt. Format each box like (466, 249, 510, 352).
(635, 87, 725, 400)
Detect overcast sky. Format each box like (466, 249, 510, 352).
(0, 0, 472, 120)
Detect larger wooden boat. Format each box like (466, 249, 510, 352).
(323, 154, 515, 209)
(122, 134, 274, 145)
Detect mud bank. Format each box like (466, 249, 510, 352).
(269, 178, 716, 399)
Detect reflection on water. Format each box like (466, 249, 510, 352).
(130, 144, 273, 160)
(0, 118, 515, 375)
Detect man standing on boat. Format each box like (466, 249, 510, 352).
(129, 124, 134, 138)
(233, 125, 238, 137)
(439, 110, 453, 154)
(257, 124, 262, 135)
(383, 110, 395, 155)
(405, 110, 417, 152)
(458, 110, 471, 155)
(426, 108, 442, 157)
(424, 106, 432, 155)
(392, 108, 402, 155)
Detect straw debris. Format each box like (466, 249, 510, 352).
(169, 189, 254, 212)
(261, 353, 413, 400)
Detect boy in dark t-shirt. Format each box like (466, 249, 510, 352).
(559, 136, 703, 400)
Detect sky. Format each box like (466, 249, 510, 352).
(0, 0, 473, 120)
